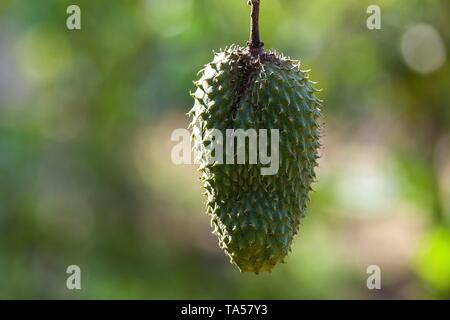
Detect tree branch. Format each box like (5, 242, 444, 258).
(247, 0, 264, 56)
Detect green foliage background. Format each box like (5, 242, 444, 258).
(0, 0, 449, 299)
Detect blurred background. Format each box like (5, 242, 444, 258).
(0, 0, 449, 299)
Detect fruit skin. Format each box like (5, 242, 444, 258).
(189, 45, 322, 273)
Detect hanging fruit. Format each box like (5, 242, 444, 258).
(189, 0, 322, 273)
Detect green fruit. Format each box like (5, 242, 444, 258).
(188, 45, 322, 273)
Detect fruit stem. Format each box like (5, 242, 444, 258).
(247, 0, 264, 56)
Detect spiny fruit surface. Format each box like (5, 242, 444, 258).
(188, 45, 322, 273)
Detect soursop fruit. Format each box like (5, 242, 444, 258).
(188, 45, 322, 273)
